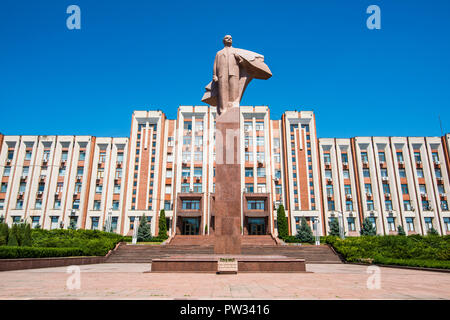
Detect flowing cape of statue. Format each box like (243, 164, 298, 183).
(201, 48, 272, 106)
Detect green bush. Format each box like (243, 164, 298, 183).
(0, 246, 86, 259)
(360, 218, 376, 236)
(329, 219, 340, 237)
(0, 223, 9, 246)
(7, 225, 19, 246)
(323, 235, 450, 269)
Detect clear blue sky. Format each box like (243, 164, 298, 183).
(0, 0, 449, 138)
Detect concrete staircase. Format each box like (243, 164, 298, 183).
(106, 239, 342, 264)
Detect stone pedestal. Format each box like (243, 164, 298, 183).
(214, 107, 242, 255)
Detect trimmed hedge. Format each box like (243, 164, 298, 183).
(0, 246, 87, 259)
(323, 235, 450, 269)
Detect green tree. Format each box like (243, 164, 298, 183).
(360, 218, 377, 236)
(428, 227, 439, 236)
(276, 204, 289, 240)
(0, 223, 9, 246)
(22, 223, 32, 246)
(397, 225, 406, 236)
(137, 214, 152, 242)
(68, 219, 77, 230)
(296, 217, 313, 243)
(0, 215, 4, 224)
(158, 210, 168, 240)
(7, 225, 19, 246)
(329, 218, 340, 236)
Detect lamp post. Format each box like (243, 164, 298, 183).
(105, 208, 112, 233)
(314, 217, 320, 246)
(132, 216, 140, 244)
(338, 212, 345, 239)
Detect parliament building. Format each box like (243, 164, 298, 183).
(1, 106, 449, 237)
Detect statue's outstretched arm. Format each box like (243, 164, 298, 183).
(213, 53, 218, 82)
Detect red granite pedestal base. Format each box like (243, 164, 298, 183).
(151, 255, 307, 273)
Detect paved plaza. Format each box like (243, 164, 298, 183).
(0, 263, 449, 300)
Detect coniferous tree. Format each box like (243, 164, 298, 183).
(397, 225, 406, 236)
(137, 214, 152, 242)
(158, 210, 168, 240)
(68, 219, 77, 230)
(428, 227, 439, 236)
(276, 205, 289, 240)
(296, 217, 313, 243)
(0, 223, 9, 246)
(329, 218, 340, 237)
(7, 225, 19, 246)
(0, 215, 4, 224)
(360, 218, 377, 236)
(22, 223, 32, 247)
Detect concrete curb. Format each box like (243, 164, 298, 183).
(346, 262, 450, 273)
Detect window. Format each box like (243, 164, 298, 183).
(79, 151, 86, 161)
(416, 168, 424, 178)
(275, 170, 281, 179)
(274, 153, 281, 163)
(385, 200, 393, 211)
(117, 152, 124, 162)
(443, 217, 450, 232)
(403, 200, 412, 211)
(422, 200, 431, 211)
(257, 184, 266, 193)
(275, 185, 282, 194)
(367, 200, 374, 211)
(327, 200, 335, 211)
(93, 201, 101, 210)
(182, 200, 200, 210)
(365, 184, 372, 195)
(115, 168, 122, 179)
(257, 167, 265, 177)
(61, 151, 68, 161)
(383, 184, 391, 195)
(35, 200, 42, 210)
(182, 168, 190, 178)
(95, 184, 102, 194)
(368, 217, 376, 230)
(164, 201, 172, 211)
(406, 217, 414, 232)
(181, 183, 190, 193)
(244, 136, 252, 147)
(399, 169, 406, 178)
(19, 182, 26, 193)
(326, 185, 333, 197)
(0, 199, 4, 210)
(31, 216, 40, 228)
(3, 166, 11, 177)
(387, 217, 395, 231)
(43, 150, 50, 161)
(247, 200, 264, 210)
(16, 200, 23, 209)
(419, 184, 427, 195)
(396, 151, 404, 162)
(438, 185, 445, 195)
(424, 217, 433, 232)
(381, 168, 388, 177)
(166, 169, 172, 178)
(195, 136, 203, 146)
(245, 152, 253, 162)
(112, 200, 120, 211)
(245, 183, 254, 193)
(343, 170, 350, 179)
(165, 185, 172, 194)
(273, 138, 280, 148)
(245, 168, 253, 177)
(184, 121, 192, 131)
(435, 168, 442, 178)
(414, 152, 421, 163)
(54, 200, 61, 209)
(59, 167, 66, 176)
(346, 200, 353, 211)
(344, 185, 352, 195)
(25, 150, 32, 161)
(193, 183, 202, 193)
(1, 183, 8, 193)
(91, 217, 99, 230)
(72, 199, 80, 209)
(256, 152, 264, 163)
(255, 123, 264, 131)
(341, 153, 348, 163)
(193, 167, 202, 177)
(323, 153, 331, 164)
(432, 152, 439, 163)
(347, 217, 356, 231)
(256, 136, 264, 146)
(361, 152, 368, 162)
(378, 152, 386, 163)
(113, 184, 120, 194)
(363, 168, 370, 178)
(325, 170, 332, 179)
(97, 168, 104, 179)
(441, 200, 449, 211)
(183, 136, 191, 145)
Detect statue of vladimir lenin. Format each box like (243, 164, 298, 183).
(202, 35, 272, 115)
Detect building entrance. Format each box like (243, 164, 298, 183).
(248, 217, 266, 235)
(181, 217, 200, 235)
